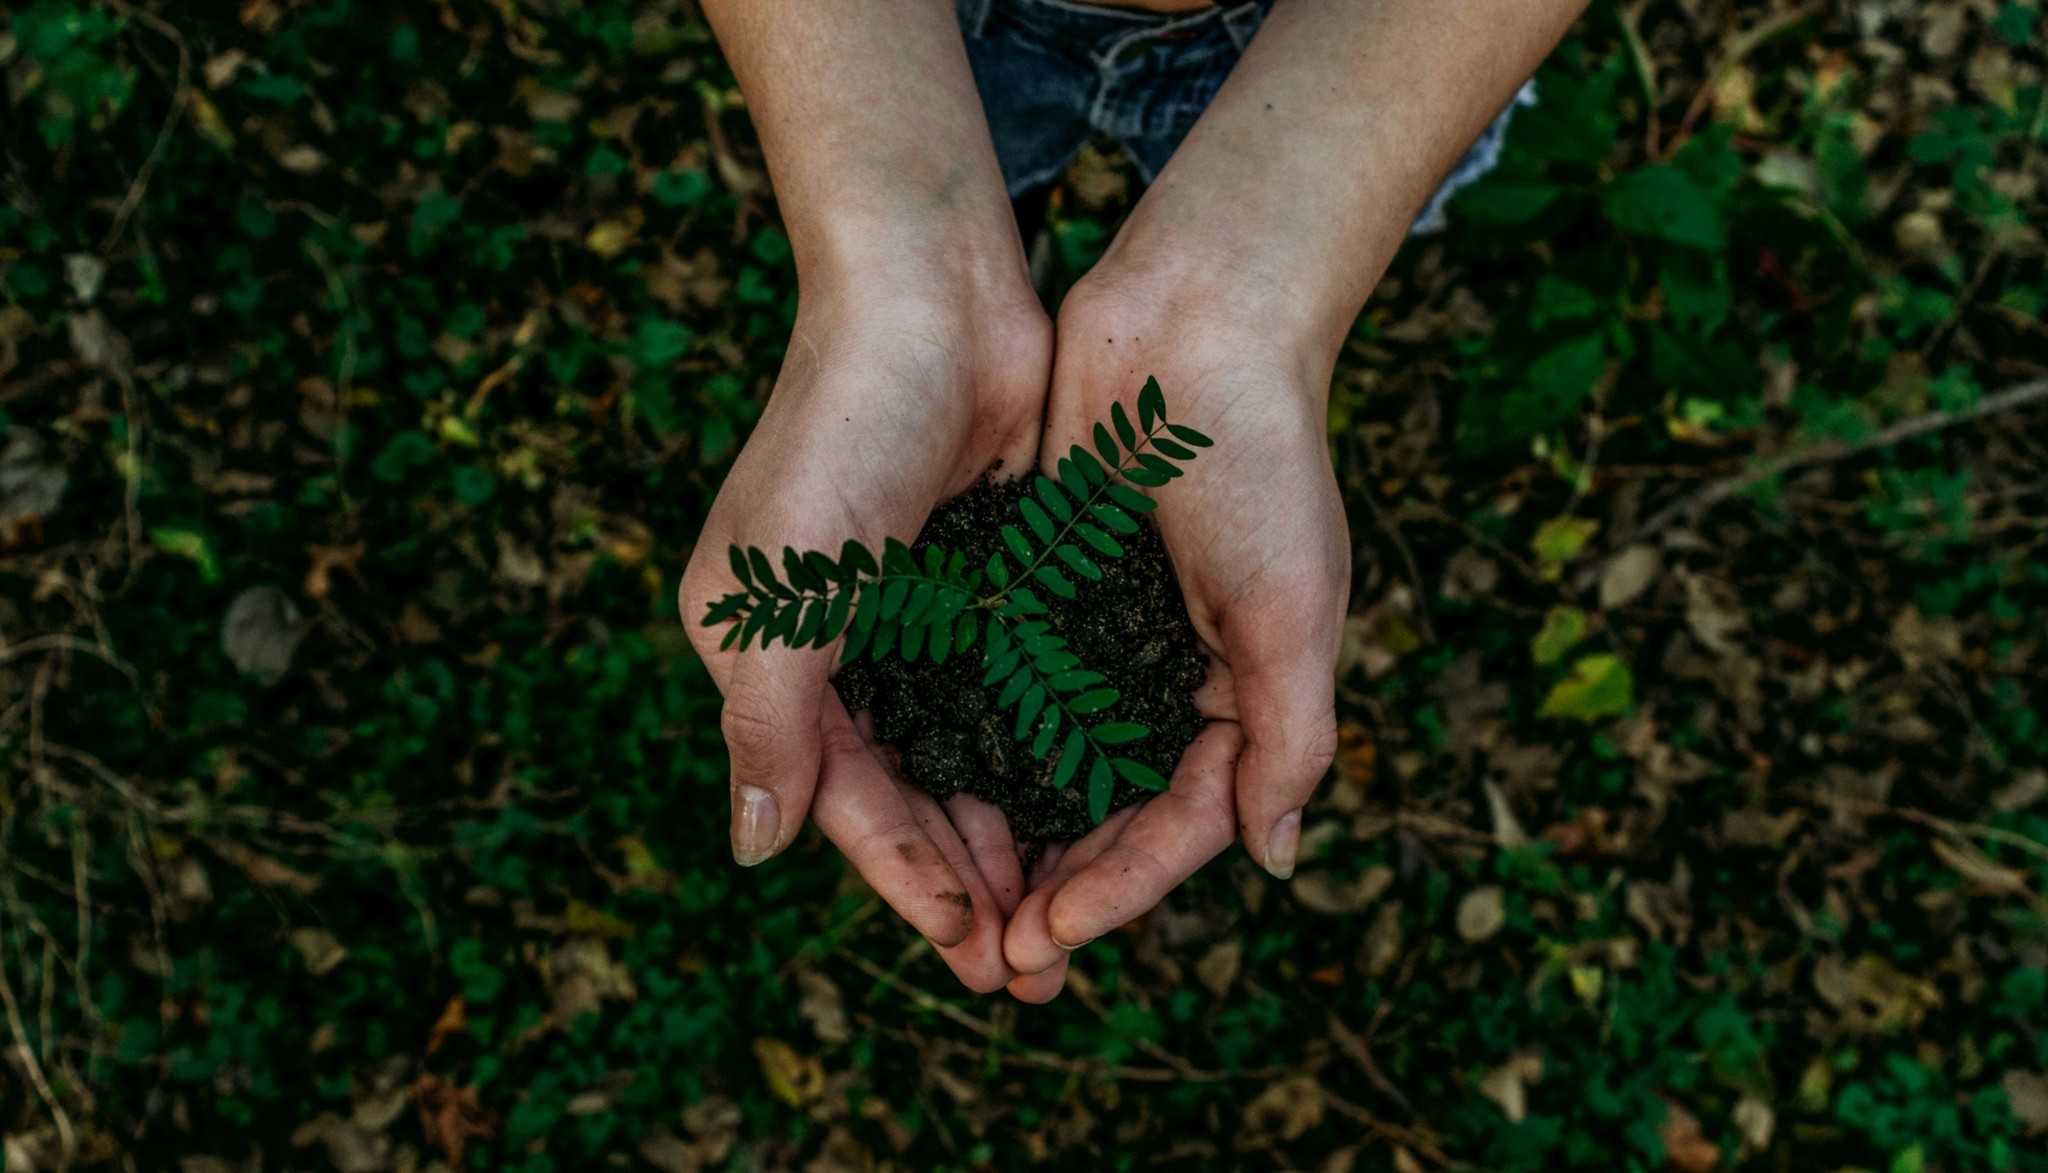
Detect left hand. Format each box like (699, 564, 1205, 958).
(1000, 264, 1350, 1000)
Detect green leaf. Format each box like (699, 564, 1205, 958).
(1034, 475, 1073, 522)
(1093, 423, 1119, 468)
(792, 597, 824, 646)
(852, 581, 882, 633)
(882, 537, 915, 574)
(954, 610, 977, 654)
(997, 670, 1031, 708)
(1018, 497, 1056, 544)
(1071, 446, 1108, 485)
(1166, 423, 1213, 448)
(1054, 727, 1087, 789)
(871, 618, 897, 659)
(880, 579, 909, 619)
(728, 546, 753, 588)
(1138, 376, 1166, 430)
(986, 551, 1012, 588)
(983, 649, 1020, 687)
(1055, 544, 1101, 580)
(1539, 653, 1635, 720)
(927, 612, 952, 664)
(741, 602, 773, 650)
(1087, 755, 1114, 824)
(1135, 453, 1179, 479)
(701, 594, 747, 626)
(1112, 758, 1168, 791)
(839, 540, 877, 578)
(1092, 722, 1148, 745)
(1057, 458, 1088, 502)
(803, 549, 838, 588)
(902, 581, 937, 625)
(1530, 605, 1588, 666)
(1069, 688, 1120, 714)
(1074, 523, 1125, 558)
(841, 613, 874, 662)
(1048, 669, 1106, 691)
(784, 547, 824, 592)
(1602, 164, 1727, 251)
(1104, 483, 1156, 513)
(1112, 401, 1138, 452)
(1008, 588, 1048, 615)
(1035, 650, 1081, 674)
(721, 624, 742, 651)
(1124, 465, 1170, 488)
(1034, 565, 1075, 598)
(1031, 707, 1060, 757)
(1151, 437, 1195, 461)
(1016, 684, 1047, 738)
(748, 548, 783, 596)
(900, 616, 926, 662)
(1090, 503, 1140, 534)
(1002, 524, 1034, 564)
(820, 588, 853, 646)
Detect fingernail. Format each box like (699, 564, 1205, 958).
(1264, 808, 1302, 881)
(731, 784, 780, 867)
(1051, 932, 1095, 951)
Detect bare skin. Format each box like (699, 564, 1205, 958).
(683, 0, 1587, 1000)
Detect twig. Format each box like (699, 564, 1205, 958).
(1329, 1011, 1414, 1116)
(1664, 3, 1825, 157)
(1617, 1, 1659, 157)
(1631, 376, 2048, 541)
(0, 896, 78, 1165)
(99, 0, 191, 253)
(837, 948, 1281, 1083)
(1317, 1086, 1457, 1168)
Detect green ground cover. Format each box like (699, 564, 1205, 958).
(2, 1, 2046, 1170)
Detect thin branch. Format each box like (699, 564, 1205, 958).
(1631, 376, 2048, 542)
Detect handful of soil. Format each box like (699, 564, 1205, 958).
(833, 477, 1206, 843)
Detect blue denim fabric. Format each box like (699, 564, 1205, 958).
(956, 0, 1535, 234)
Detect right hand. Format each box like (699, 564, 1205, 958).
(679, 267, 1050, 992)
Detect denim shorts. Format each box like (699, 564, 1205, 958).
(957, 0, 1535, 234)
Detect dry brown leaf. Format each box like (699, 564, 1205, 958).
(1195, 939, 1242, 996)
(1479, 1050, 1545, 1123)
(2003, 1070, 2048, 1135)
(797, 970, 852, 1044)
(1658, 1098, 1719, 1172)
(1456, 885, 1507, 942)
(411, 1073, 499, 1170)
(223, 585, 305, 685)
(1238, 1076, 1325, 1146)
(1292, 865, 1394, 916)
(1599, 546, 1662, 610)
(289, 927, 347, 976)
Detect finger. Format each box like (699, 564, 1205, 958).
(810, 702, 980, 950)
(904, 784, 1016, 993)
(1002, 800, 1147, 976)
(1043, 721, 1243, 951)
(1226, 620, 1339, 881)
(946, 793, 1026, 919)
(718, 644, 832, 866)
(1006, 955, 1068, 1004)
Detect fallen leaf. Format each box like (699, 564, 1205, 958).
(1195, 939, 1242, 995)
(753, 1037, 823, 1107)
(1238, 1076, 1325, 1146)
(411, 1073, 499, 1170)
(1731, 1094, 1774, 1153)
(1599, 546, 1662, 609)
(1456, 885, 1507, 942)
(2003, 1070, 2048, 1135)
(797, 970, 851, 1044)
(1539, 654, 1635, 721)
(289, 927, 347, 976)
(426, 996, 467, 1056)
(1, 432, 70, 543)
(1658, 1098, 1719, 1172)
(1531, 605, 1589, 666)
(1531, 516, 1599, 580)
(222, 585, 305, 685)
(1480, 1050, 1545, 1123)
(1291, 865, 1394, 916)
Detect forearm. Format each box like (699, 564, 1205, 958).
(701, 0, 1026, 295)
(1097, 0, 1586, 366)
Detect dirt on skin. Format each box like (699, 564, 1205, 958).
(833, 477, 1206, 843)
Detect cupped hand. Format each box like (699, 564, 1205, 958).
(1002, 272, 1348, 999)
(680, 272, 1049, 992)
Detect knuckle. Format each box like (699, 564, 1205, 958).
(719, 697, 787, 766)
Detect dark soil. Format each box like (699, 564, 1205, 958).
(833, 477, 1206, 843)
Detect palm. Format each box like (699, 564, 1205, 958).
(682, 293, 1048, 992)
(1000, 298, 1347, 998)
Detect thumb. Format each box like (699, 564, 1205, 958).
(1226, 609, 1340, 882)
(718, 646, 831, 866)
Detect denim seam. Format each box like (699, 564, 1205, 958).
(959, 0, 992, 38)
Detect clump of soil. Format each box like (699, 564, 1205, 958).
(833, 478, 1206, 843)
